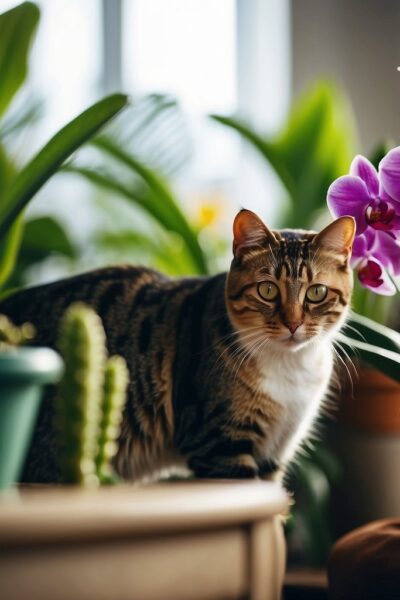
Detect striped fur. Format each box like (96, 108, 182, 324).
(0, 211, 354, 483)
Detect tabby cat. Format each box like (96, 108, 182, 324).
(0, 209, 355, 483)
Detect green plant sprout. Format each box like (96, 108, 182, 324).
(57, 303, 128, 487)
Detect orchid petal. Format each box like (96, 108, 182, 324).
(357, 258, 396, 295)
(350, 155, 379, 197)
(379, 146, 400, 203)
(327, 175, 371, 234)
(351, 233, 369, 263)
(371, 231, 400, 276)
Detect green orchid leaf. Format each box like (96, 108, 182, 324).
(0, 94, 129, 237)
(346, 311, 400, 355)
(336, 332, 400, 383)
(90, 136, 208, 274)
(0, 2, 40, 118)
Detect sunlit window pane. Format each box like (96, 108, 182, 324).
(124, 0, 236, 115)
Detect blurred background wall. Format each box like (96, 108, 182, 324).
(292, 0, 400, 152)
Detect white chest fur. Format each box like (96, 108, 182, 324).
(257, 342, 333, 464)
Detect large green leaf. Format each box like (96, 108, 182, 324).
(0, 144, 19, 287)
(273, 81, 356, 226)
(108, 94, 192, 176)
(67, 163, 207, 275)
(211, 81, 357, 228)
(0, 98, 42, 141)
(0, 93, 128, 237)
(90, 137, 208, 274)
(0, 2, 40, 118)
(20, 215, 76, 259)
(0, 213, 24, 287)
(2, 215, 77, 289)
(0, 141, 15, 196)
(95, 230, 195, 276)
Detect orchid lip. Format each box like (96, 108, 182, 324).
(365, 200, 396, 231)
(358, 260, 384, 288)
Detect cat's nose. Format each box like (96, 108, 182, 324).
(285, 321, 303, 335)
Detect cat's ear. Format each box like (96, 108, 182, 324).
(313, 216, 356, 256)
(233, 209, 280, 258)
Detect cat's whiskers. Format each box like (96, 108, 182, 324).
(342, 322, 366, 341)
(233, 333, 271, 382)
(211, 328, 265, 377)
(331, 344, 355, 395)
(333, 340, 358, 380)
(228, 329, 268, 383)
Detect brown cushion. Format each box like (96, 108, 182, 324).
(328, 519, 400, 599)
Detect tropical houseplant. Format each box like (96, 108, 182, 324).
(0, 2, 129, 297)
(0, 2, 129, 488)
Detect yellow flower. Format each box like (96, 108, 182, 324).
(198, 202, 220, 228)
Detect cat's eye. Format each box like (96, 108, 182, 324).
(258, 281, 279, 301)
(306, 284, 328, 303)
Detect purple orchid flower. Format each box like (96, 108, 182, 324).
(327, 149, 400, 234)
(327, 146, 400, 295)
(352, 229, 398, 295)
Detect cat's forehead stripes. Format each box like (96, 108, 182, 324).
(275, 238, 313, 281)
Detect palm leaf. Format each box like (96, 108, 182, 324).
(67, 162, 207, 275)
(90, 137, 207, 274)
(0, 94, 128, 237)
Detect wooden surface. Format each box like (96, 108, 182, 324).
(0, 481, 288, 600)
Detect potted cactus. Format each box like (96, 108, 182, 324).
(56, 303, 128, 487)
(0, 315, 63, 490)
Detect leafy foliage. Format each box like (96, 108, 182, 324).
(65, 93, 209, 276)
(212, 81, 356, 228)
(0, 2, 129, 293)
(0, 94, 128, 239)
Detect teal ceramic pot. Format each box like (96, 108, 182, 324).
(0, 347, 63, 490)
